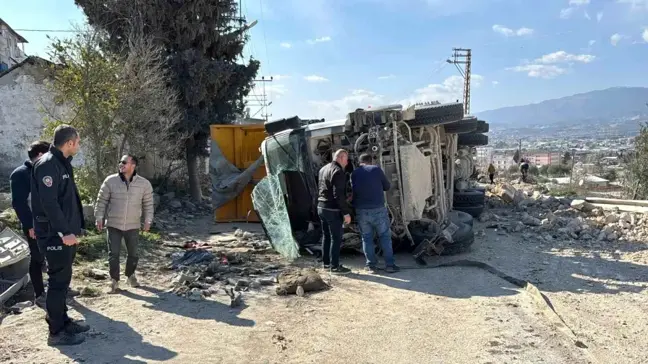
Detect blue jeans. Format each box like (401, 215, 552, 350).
(318, 207, 343, 268)
(356, 207, 395, 267)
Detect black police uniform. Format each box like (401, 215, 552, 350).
(31, 146, 85, 335)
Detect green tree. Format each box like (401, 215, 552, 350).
(562, 151, 571, 165)
(44, 26, 181, 201)
(513, 150, 521, 164)
(75, 0, 261, 201)
(625, 123, 648, 199)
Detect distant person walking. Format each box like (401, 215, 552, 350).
(487, 163, 496, 185)
(31, 125, 89, 346)
(317, 149, 352, 274)
(351, 154, 399, 273)
(520, 159, 530, 182)
(94, 154, 154, 293)
(10, 141, 51, 306)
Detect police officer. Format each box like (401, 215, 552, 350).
(31, 125, 89, 346)
(10, 140, 51, 306)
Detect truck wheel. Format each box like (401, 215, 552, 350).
(453, 190, 485, 206)
(409, 103, 464, 126)
(475, 119, 489, 133)
(453, 204, 484, 218)
(457, 133, 488, 146)
(444, 117, 478, 134)
(442, 217, 475, 256)
(449, 210, 473, 226)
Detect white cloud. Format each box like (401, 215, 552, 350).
(280, 42, 292, 49)
(492, 24, 534, 37)
(534, 50, 596, 64)
(584, 11, 591, 20)
(597, 11, 603, 22)
(400, 75, 484, 106)
(560, 8, 576, 19)
(643, 28, 648, 42)
(307, 74, 485, 120)
(610, 33, 623, 46)
(308, 89, 385, 120)
(377, 74, 396, 80)
(307, 36, 332, 44)
(507, 65, 568, 79)
(304, 75, 329, 82)
(569, 0, 590, 5)
(271, 74, 291, 81)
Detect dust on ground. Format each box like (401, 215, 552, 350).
(2, 198, 648, 363)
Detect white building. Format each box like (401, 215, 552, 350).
(0, 18, 27, 71)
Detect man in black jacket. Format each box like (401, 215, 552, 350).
(31, 125, 89, 346)
(10, 140, 51, 306)
(317, 149, 352, 274)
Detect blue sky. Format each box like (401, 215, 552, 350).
(4, 0, 648, 121)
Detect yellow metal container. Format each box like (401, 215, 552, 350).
(210, 124, 267, 222)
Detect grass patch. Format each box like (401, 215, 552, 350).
(547, 187, 578, 197)
(76, 229, 163, 262)
(0, 209, 22, 231)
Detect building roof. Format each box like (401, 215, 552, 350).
(0, 56, 53, 79)
(0, 18, 28, 43)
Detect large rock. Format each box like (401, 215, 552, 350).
(570, 199, 594, 212)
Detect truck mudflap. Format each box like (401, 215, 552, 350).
(251, 174, 300, 260)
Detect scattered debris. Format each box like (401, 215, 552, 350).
(276, 268, 329, 296)
(224, 287, 242, 307)
(79, 286, 102, 297)
(83, 268, 109, 280)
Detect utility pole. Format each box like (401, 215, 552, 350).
(246, 76, 273, 121)
(447, 48, 472, 115)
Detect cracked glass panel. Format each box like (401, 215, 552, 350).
(251, 174, 300, 260)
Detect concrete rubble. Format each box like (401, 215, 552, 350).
(166, 228, 283, 302)
(484, 183, 648, 245)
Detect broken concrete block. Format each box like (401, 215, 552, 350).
(570, 199, 593, 212)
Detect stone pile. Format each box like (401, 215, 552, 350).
(485, 184, 648, 245)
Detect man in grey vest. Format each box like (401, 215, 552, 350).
(94, 154, 154, 293)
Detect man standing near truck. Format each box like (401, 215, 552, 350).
(31, 125, 89, 346)
(317, 149, 352, 274)
(10, 140, 51, 306)
(94, 154, 154, 293)
(351, 154, 399, 273)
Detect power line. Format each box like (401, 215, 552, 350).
(14, 29, 77, 33)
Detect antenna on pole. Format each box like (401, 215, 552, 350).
(447, 48, 472, 115)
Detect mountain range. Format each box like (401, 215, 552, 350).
(475, 87, 648, 126)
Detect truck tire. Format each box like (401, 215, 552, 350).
(409, 103, 464, 126)
(453, 190, 485, 206)
(449, 210, 474, 226)
(475, 120, 489, 133)
(444, 117, 478, 134)
(442, 218, 475, 256)
(453, 204, 484, 218)
(409, 217, 475, 256)
(457, 133, 488, 146)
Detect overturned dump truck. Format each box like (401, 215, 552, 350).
(251, 102, 489, 262)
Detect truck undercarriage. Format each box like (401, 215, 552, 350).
(251, 102, 489, 261)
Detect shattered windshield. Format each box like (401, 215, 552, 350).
(251, 130, 311, 260)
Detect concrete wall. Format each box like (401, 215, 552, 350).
(0, 61, 69, 176)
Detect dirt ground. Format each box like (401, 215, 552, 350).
(1, 213, 648, 364)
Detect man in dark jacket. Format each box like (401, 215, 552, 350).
(317, 149, 352, 274)
(31, 125, 88, 346)
(10, 140, 51, 306)
(351, 154, 399, 273)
